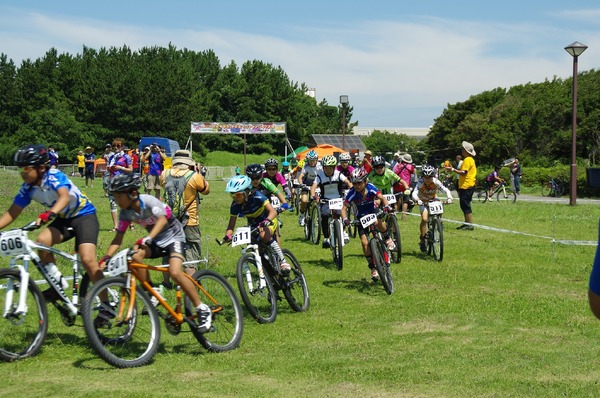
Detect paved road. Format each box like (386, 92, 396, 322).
(515, 193, 600, 205)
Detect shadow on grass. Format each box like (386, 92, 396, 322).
(323, 278, 390, 296)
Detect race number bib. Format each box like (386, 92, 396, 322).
(428, 202, 444, 215)
(359, 213, 377, 228)
(0, 230, 28, 256)
(328, 198, 343, 210)
(232, 227, 251, 247)
(270, 196, 281, 209)
(383, 194, 397, 204)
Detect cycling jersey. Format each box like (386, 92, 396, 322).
(116, 194, 185, 247)
(254, 178, 281, 198)
(300, 163, 323, 187)
(314, 169, 348, 199)
(336, 164, 354, 179)
(367, 168, 401, 194)
(263, 171, 291, 196)
(412, 177, 452, 203)
(230, 190, 272, 226)
(344, 183, 380, 217)
(14, 168, 96, 219)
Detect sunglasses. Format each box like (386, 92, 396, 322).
(266, 167, 277, 171)
(230, 192, 245, 199)
(19, 166, 35, 173)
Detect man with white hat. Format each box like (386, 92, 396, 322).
(445, 141, 477, 230)
(160, 150, 210, 279)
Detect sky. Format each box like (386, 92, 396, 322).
(1, 0, 600, 128)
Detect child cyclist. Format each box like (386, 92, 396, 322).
(298, 150, 322, 226)
(368, 155, 407, 196)
(411, 164, 453, 252)
(263, 158, 293, 200)
(222, 175, 291, 274)
(336, 152, 355, 179)
(341, 168, 395, 281)
(98, 173, 212, 333)
(309, 155, 352, 248)
(0, 144, 103, 301)
(245, 164, 290, 211)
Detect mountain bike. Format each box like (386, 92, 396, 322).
(305, 195, 321, 245)
(476, 181, 516, 203)
(0, 221, 95, 361)
(81, 245, 244, 368)
(326, 198, 346, 271)
(541, 178, 564, 197)
(423, 200, 448, 262)
(219, 225, 309, 324)
(382, 194, 402, 263)
(353, 210, 394, 295)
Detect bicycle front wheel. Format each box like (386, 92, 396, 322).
(387, 214, 402, 263)
(496, 187, 516, 203)
(475, 187, 488, 203)
(187, 270, 244, 353)
(310, 204, 321, 245)
(347, 202, 358, 238)
(541, 183, 552, 197)
(332, 219, 344, 271)
(370, 239, 393, 294)
(82, 276, 161, 368)
(235, 254, 277, 324)
(431, 217, 444, 262)
(0, 269, 48, 361)
(281, 250, 309, 312)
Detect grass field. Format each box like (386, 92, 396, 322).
(1, 168, 600, 397)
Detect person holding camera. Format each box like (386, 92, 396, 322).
(144, 143, 166, 199)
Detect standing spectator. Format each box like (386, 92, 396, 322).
(84, 146, 96, 188)
(445, 141, 477, 230)
(160, 150, 210, 283)
(393, 153, 416, 218)
(390, 152, 401, 170)
(454, 154, 463, 186)
(102, 144, 113, 197)
(144, 143, 166, 199)
(511, 158, 522, 195)
(107, 138, 133, 231)
(141, 146, 150, 189)
(77, 150, 85, 177)
(361, 150, 373, 174)
(48, 146, 59, 169)
(131, 148, 140, 174)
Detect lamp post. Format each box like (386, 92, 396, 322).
(340, 95, 349, 150)
(564, 41, 588, 206)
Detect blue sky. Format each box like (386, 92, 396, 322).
(1, 1, 599, 128)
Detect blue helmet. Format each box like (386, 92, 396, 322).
(305, 150, 318, 161)
(282, 161, 290, 167)
(226, 175, 252, 193)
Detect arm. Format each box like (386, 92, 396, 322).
(104, 232, 125, 257)
(0, 204, 24, 230)
(224, 215, 238, 239)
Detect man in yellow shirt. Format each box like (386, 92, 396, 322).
(445, 141, 477, 230)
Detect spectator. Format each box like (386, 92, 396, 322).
(84, 146, 95, 188)
(107, 138, 133, 231)
(445, 141, 477, 230)
(102, 144, 113, 197)
(511, 158, 522, 195)
(393, 153, 416, 218)
(130, 148, 140, 174)
(361, 150, 373, 174)
(144, 143, 166, 199)
(48, 146, 59, 169)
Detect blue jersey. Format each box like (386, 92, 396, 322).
(14, 168, 96, 218)
(230, 191, 270, 225)
(344, 182, 380, 217)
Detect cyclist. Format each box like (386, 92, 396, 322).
(368, 155, 407, 201)
(309, 155, 352, 248)
(281, 161, 291, 177)
(485, 165, 504, 200)
(393, 153, 416, 218)
(298, 150, 323, 226)
(0, 144, 104, 302)
(263, 158, 292, 201)
(341, 168, 395, 281)
(99, 173, 212, 333)
(222, 175, 291, 274)
(246, 163, 290, 211)
(412, 164, 453, 252)
(336, 152, 355, 179)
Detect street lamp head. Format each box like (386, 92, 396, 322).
(565, 41, 588, 57)
(339, 95, 349, 105)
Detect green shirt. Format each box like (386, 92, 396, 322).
(367, 168, 400, 194)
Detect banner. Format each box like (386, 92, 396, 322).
(191, 122, 286, 134)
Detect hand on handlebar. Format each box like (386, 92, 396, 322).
(343, 218, 351, 227)
(259, 219, 273, 228)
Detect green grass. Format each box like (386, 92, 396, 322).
(1, 169, 600, 397)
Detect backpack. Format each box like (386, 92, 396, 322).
(163, 170, 195, 226)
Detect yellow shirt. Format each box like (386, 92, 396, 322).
(77, 155, 85, 168)
(458, 156, 476, 189)
(160, 167, 209, 226)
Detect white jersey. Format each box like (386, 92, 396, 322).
(314, 169, 348, 199)
(301, 163, 323, 186)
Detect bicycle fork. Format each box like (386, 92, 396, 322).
(242, 245, 267, 293)
(3, 264, 30, 318)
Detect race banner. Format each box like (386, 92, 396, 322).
(191, 122, 286, 134)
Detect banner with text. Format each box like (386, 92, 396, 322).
(191, 122, 286, 134)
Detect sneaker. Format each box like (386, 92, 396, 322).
(196, 303, 212, 333)
(371, 268, 380, 281)
(298, 214, 305, 227)
(462, 225, 475, 230)
(456, 224, 466, 230)
(419, 240, 427, 253)
(386, 238, 396, 251)
(280, 260, 291, 275)
(94, 305, 115, 329)
(322, 238, 330, 249)
(343, 231, 349, 244)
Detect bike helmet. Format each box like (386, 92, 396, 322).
(305, 150, 318, 161)
(322, 155, 337, 167)
(351, 167, 369, 183)
(109, 173, 142, 192)
(245, 163, 264, 179)
(226, 175, 252, 193)
(265, 158, 278, 168)
(281, 161, 290, 167)
(421, 164, 435, 177)
(372, 155, 386, 168)
(339, 152, 351, 162)
(297, 159, 305, 169)
(14, 144, 50, 167)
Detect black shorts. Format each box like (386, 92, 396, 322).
(85, 167, 95, 179)
(148, 240, 186, 259)
(48, 213, 99, 247)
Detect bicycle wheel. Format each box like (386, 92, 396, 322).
(0, 269, 48, 361)
(281, 249, 309, 311)
(475, 187, 488, 203)
(187, 269, 243, 352)
(369, 239, 393, 294)
(82, 276, 160, 368)
(541, 183, 552, 197)
(431, 217, 444, 262)
(347, 202, 358, 238)
(331, 219, 344, 271)
(310, 203, 321, 245)
(496, 187, 516, 203)
(303, 208, 311, 242)
(386, 214, 402, 264)
(555, 183, 564, 197)
(235, 254, 277, 324)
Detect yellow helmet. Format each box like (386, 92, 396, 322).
(298, 159, 305, 169)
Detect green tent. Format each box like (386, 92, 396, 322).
(281, 146, 308, 163)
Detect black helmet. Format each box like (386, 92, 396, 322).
(245, 163, 264, 179)
(14, 144, 50, 167)
(109, 173, 142, 192)
(372, 155, 386, 167)
(264, 158, 278, 168)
